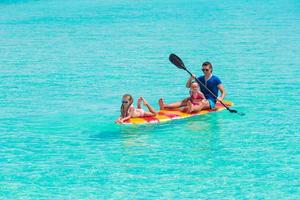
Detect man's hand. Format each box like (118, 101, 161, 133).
(217, 97, 223, 102)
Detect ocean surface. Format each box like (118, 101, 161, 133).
(1, 0, 300, 199)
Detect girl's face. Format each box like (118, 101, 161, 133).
(191, 83, 199, 91)
(122, 96, 132, 106)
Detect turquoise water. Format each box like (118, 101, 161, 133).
(1, 0, 300, 199)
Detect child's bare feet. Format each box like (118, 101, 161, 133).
(137, 97, 143, 104)
(158, 98, 164, 110)
(140, 97, 149, 106)
(137, 97, 143, 109)
(187, 101, 193, 113)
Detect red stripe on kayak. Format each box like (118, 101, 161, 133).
(159, 113, 180, 119)
(142, 116, 160, 123)
(215, 103, 231, 107)
(208, 108, 218, 112)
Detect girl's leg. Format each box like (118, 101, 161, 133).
(137, 97, 142, 109)
(143, 111, 156, 117)
(141, 97, 156, 114)
(158, 98, 189, 110)
(187, 101, 210, 113)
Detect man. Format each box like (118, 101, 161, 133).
(159, 61, 226, 113)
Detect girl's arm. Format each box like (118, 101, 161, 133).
(119, 107, 134, 122)
(115, 117, 122, 123)
(198, 91, 206, 99)
(116, 114, 132, 123)
(116, 107, 134, 123)
(119, 115, 131, 123)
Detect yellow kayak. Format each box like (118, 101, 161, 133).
(121, 100, 233, 125)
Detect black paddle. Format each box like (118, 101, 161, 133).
(169, 53, 244, 115)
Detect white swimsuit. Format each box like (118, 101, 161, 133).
(128, 106, 145, 117)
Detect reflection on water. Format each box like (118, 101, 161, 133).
(111, 113, 226, 155)
(85, 114, 227, 166)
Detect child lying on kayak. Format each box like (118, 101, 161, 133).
(115, 94, 157, 123)
(159, 82, 207, 113)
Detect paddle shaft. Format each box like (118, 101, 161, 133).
(183, 68, 236, 113)
(168, 53, 241, 114)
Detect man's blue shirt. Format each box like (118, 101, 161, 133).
(197, 75, 222, 102)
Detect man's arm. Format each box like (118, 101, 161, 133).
(217, 84, 226, 101)
(186, 74, 196, 88)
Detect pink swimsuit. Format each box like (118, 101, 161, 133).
(190, 91, 204, 105)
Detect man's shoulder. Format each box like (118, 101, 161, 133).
(197, 75, 205, 80)
(212, 75, 222, 84)
(212, 75, 220, 79)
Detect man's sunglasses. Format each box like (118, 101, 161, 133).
(202, 69, 210, 72)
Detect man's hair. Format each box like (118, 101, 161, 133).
(202, 61, 212, 69)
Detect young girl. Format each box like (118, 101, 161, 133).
(115, 94, 157, 123)
(186, 82, 207, 113)
(159, 82, 207, 113)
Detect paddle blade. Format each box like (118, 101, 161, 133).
(229, 109, 237, 113)
(229, 108, 245, 116)
(169, 54, 186, 70)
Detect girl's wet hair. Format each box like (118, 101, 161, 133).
(190, 81, 199, 88)
(121, 94, 133, 117)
